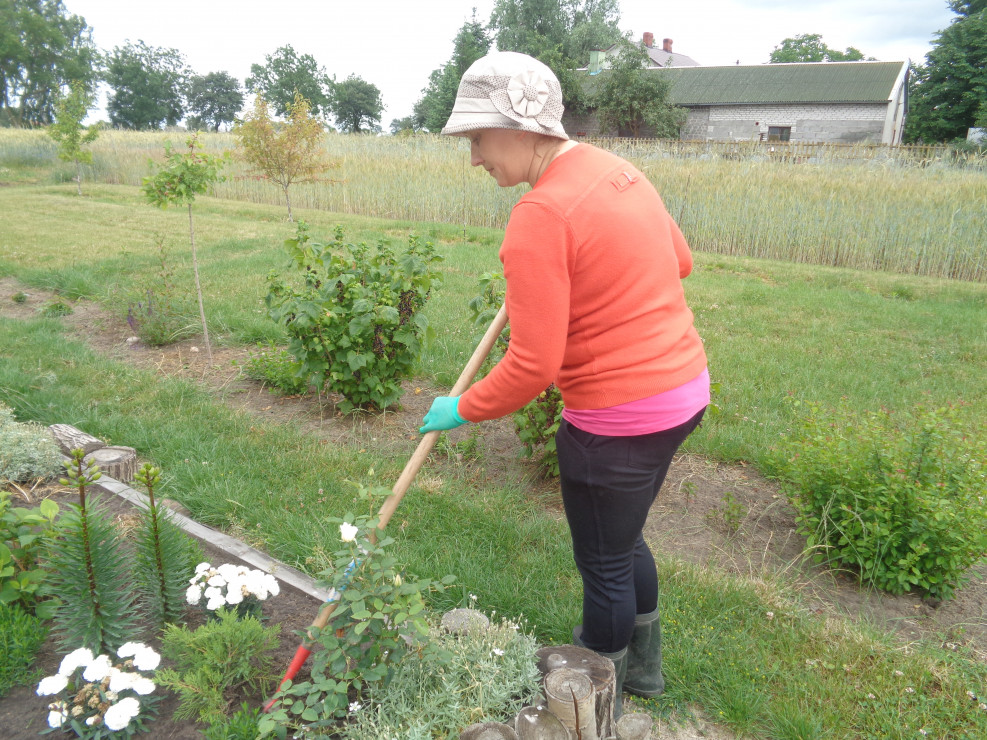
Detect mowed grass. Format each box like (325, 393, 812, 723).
(1, 184, 982, 468)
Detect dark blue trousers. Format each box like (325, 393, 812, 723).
(556, 409, 706, 653)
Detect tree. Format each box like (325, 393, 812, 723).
(245, 45, 333, 119)
(593, 42, 685, 138)
(414, 13, 492, 133)
(142, 134, 228, 363)
(489, 0, 622, 114)
(331, 75, 384, 133)
(185, 71, 243, 132)
(47, 80, 99, 195)
(0, 0, 99, 127)
(232, 93, 335, 221)
(906, 1, 987, 142)
(389, 115, 418, 135)
(768, 33, 867, 63)
(104, 40, 189, 130)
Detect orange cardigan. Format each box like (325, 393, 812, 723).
(459, 143, 707, 422)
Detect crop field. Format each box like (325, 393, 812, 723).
(3, 129, 985, 281)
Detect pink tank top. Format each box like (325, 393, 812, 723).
(561, 368, 710, 436)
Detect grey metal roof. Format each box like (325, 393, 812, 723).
(654, 61, 908, 105)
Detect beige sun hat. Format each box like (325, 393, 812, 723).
(442, 51, 568, 140)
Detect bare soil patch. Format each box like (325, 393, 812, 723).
(3, 279, 986, 737)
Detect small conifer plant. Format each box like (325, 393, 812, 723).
(133, 463, 201, 630)
(45, 450, 142, 654)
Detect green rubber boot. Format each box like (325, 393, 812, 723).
(573, 627, 628, 720)
(623, 606, 665, 698)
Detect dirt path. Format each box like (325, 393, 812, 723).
(3, 278, 986, 736)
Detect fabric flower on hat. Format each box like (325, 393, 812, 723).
(507, 68, 550, 119)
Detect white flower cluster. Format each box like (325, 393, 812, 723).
(186, 561, 280, 611)
(37, 643, 160, 731)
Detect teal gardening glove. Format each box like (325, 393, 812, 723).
(419, 395, 467, 433)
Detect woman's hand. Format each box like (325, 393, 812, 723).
(419, 396, 467, 433)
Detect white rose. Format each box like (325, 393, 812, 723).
(37, 674, 68, 696)
(194, 562, 212, 575)
(58, 647, 94, 676)
(108, 669, 134, 693)
(104, 697, 141, 731)
(340, 522, 359, 542)
(186, 584, 203, 604)
(132, 646, 160, 672)
(130, 676, 156, 695)
(47, 709, 67, 728)
(82, 654, 113, 682)
(225, 587, 244, 605)
(207, 574, 227, 588)
(217, 563, 239, 581)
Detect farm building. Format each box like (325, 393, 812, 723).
(567, 49, 910, 145)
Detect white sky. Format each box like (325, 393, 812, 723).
(62, 0, 956, 127)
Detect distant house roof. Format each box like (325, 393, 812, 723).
(599, 33, 700, 69)
(655, 61, 908, 106)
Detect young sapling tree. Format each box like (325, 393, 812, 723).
(47, 81, 100, 196)
(142, 133, 228, 364)
(232, 92, 335, 221)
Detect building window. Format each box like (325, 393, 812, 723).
(767, 126, 791, 142)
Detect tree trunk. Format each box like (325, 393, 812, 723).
(283, 184, 293, 222)
(536, 646, 618, 740)
(83, 446, 138, 483)
(48, 424, 105, 457)
(75, 159, 82, 196)
(188, 203, 213, 364)
(514, 706, 569, 740)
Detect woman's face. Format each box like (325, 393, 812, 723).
(467, 129, 529, 187)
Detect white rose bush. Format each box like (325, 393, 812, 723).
(186, 562, 280, 620)
(36, 643, 160, 738)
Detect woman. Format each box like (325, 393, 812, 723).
(420, 51, 709, 713)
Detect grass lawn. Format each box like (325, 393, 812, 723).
(2, 181, 986, 738)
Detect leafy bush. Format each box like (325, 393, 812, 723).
(236, 342, 310, 395)
(0, 601, 48, 696)
(38, 298, 73, 317)
(260, 483, 451, 737)
(156, 609, 280, 725)
(341, 616, 541, 739)
(125, 239, 197, 346)
(265, 222, 442, 411)
(770, 400, 987, 600)
(1, 488, 60, 617)
(0, 403, 62, 484)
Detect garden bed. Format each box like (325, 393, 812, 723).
(0, 476, 326, 739)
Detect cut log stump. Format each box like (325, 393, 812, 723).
(84, 446, 138, 483)
(536, 645, 617, 740)
(545, 667, 596, 739)
(460, 721, 519, 739)
(514, 705, 569, 740)
(48, 423, 105, 456)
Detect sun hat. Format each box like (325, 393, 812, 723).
(442, 51, 568, 140)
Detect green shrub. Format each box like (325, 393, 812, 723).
(38, 298, 73, 317)
(0, 403, 62, 484)
(1, 488, 60, 617)
(125, 238, 197, 346)
(203, 702, 261, 740)
(156, 609, 280, 726)
(0, 601, 48, 696)
(770, 400, 987, 600)
(265, 222, 442, 412)
(236, 342, 310, 395)
(340, 616, 542, 739)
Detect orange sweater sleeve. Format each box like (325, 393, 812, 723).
(458, 202, 572, 422)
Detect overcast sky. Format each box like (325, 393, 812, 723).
(62, 0, 957, 127)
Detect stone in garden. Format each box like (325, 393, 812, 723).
(84, 445, 138, 482)
(442, 607, 490, 635)
(616, 712, 654, 740)
(460, 720, 519, 739)
(48, 423, 105, 456)
(514, 705, 569, 740)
